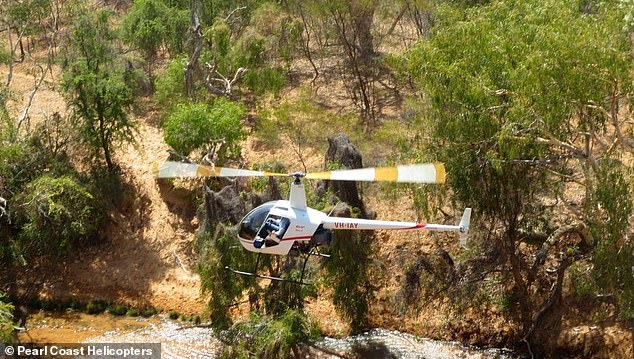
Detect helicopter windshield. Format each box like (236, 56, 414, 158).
(238, 201, 276, 241)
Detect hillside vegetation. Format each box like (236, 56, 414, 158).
(1, 0, 633, 357)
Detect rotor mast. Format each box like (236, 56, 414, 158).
(289, 172, 307, 210)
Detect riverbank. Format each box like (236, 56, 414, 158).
(18, 311, 519, 359)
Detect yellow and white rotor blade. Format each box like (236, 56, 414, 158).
(305, 163, 446, 184)
(154, 161, 288, 179)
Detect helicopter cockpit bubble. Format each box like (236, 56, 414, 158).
(238, 201, 276, 241)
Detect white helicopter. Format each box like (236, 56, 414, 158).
(156, 161, 471, 284)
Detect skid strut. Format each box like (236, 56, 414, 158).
(225, 245, 328, 285)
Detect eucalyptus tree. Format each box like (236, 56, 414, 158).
(400, 0, 633, 351)
(62, 9, 140, 172)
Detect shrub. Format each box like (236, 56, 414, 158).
(141, 307, 158, 318)
(220, 310, 321, 359)
(162, 98, 245, 159)
(168, 311, 179, 320)
(108, 305, 128, 316)
(86, 299, 109, 314)
(154, 55, 188, 108)
(126, 308, 140, 317)
(14, 175, 98, 258)
(0, 292, 15, 343)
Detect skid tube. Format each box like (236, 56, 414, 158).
(224, 265, 310, 286)
(224, 245, 330, 285)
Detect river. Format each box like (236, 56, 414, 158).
(17, 311, 520, 358)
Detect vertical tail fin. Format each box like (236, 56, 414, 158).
(459, 208, 472, 247)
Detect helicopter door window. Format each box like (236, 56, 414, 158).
(238, 201, 276, 242)
(254, 215, 290, 248)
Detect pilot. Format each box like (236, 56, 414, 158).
(253, 218, 284, 249)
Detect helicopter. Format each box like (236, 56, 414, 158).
(156, 161, 471, 284)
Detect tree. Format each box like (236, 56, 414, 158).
(62, 9, 139, 172)
(163, 98, 245, 161)
(121, 0, 189, 89)
(14, 175, 98, 258)
(400, 0, 633, 352)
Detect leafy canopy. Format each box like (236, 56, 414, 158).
(403, 0, 632, 216)
(62, 9, 139, 171)
(14, 175, 98, 258)
(163, 98, 246, 159)
(401, 0, 634, 318)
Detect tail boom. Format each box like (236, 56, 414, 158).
(322, 208, 472, 239)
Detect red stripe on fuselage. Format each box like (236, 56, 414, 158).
(281, 235, 313, 241)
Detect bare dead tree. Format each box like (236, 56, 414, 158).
(203, 62, 247, 97)
(185, 0, 247, 98)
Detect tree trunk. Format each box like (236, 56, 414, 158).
(185, 0, 202, 98)
(349, 0, 375, 64)
(324, 134, 367, 217)
(99, 116, 114, 172)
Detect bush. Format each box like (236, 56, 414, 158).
(220, 310, 321, 359)
(0, 292, 15, 343)
(126, 308, 140, 317)
(243, 66, 286, 96)
(141, 307, 158, 318)
(86, 299, 109, 314)
(168, 311, 179, 320)
(162, 98, 245, 159)
(14, 175, 98, 258)
(108, 305, 128, 316)
(154, 55, 188, 108)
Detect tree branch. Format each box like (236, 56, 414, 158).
(225, 6, 247, 23)
(17, 64, 47, 132)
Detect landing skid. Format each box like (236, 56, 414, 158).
(224, 266, 310, 286)
(225, 245, 328, 285)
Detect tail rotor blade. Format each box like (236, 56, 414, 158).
(305, 163, 446, 184)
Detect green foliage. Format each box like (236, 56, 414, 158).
(14, 176, 98, 258)
(220, 310, 321, 359)
(168, 310, 179, 320)
(248, 2, 302, 67)
(254, 87, 357, 151)
(0, 44, 10, 65)
(62, 9, 139, 172)
(243, 66, 286, 96)
(397, 0, 634, 327)
(121, 0, 189, 64)
(5, 0, 51, 39)
(568, 262, 598, 299)
(401, 0, 631, 219)
(0, 292, 15, 343)
(399, 0, 632, 227)
(86, 299, 109, 314)
(195, 1, 300, 96)
(141, 307, 158, 317)
(196, 228, 259, 328)
(108, 304, 128, 316)
(162, 98, 245, 159)
(323, 230, 376, 333)
(121, 0, 169, 59)
(588, 162, 634, 318)
(126, 308, 140, 317)
(154, 55, 188, 108)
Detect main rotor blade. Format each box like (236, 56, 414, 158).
(155, 161, 288, 178)
(305, 163, 446, 184)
